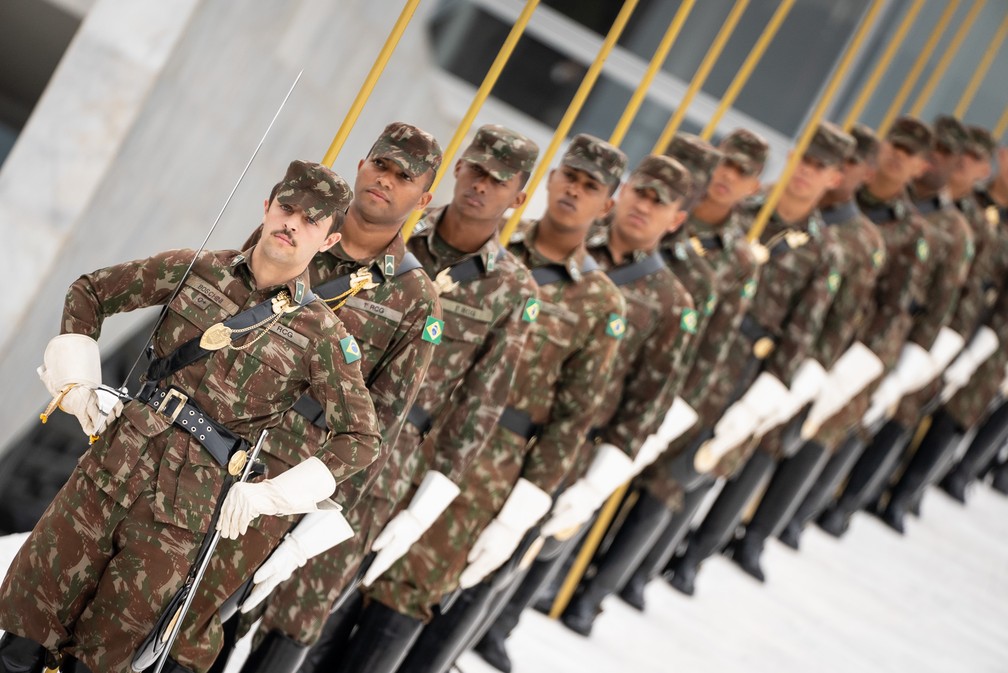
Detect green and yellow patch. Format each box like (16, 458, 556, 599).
(522, 297, 540, 323)
(605, 313, 626, 340)
(422, 316, 444, 344)
(915, 238, 930, 262)
(340, 335, 362, 364)
(680, 308, 699, 334)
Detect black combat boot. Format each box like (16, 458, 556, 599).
(330, 600, 424, 673)
(786, 433, 866, 545)
(234, 630, 308, 673)
(0, 632, 49, 673)
(941, 401, 1008, 503)
(395, 584, 494, 673)
(57, 655, 93, 673)
(296, 589, 364, 673)
(992, 460, 1008, 495)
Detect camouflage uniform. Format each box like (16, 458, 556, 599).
(0, 161, 382, 673)
(253, 126, 540, 648)
(367, 136, 628, 622)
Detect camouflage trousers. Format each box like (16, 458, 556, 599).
(946, 350, 1008, 429)
(0, 463, 201, 673)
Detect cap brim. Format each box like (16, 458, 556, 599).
(633, 178, 675, 204)
(462, 156, 516, 182)
(370, 148, 424, 178)
(562, 156, 614, 187)
(723, 152, 759, 175)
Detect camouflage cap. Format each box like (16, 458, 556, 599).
(886, 115, 933, 155)
(368, 121, 443, 178)
(804, 121, 856, 167)
(849, 122, 880, 163)
(560, 133, 628, 189)
(274, 160, 352, 222)
(664, 132, 722, 189)
(932, 115, 969, 154)
(630, 155, 694, 205)
(461, 124, 539, 182)
(720, 128, 769, 176)
(964, 125, 996, 159)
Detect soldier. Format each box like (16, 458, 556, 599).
(613, 131, 763, 611)
(324, 134, 627, 673)
(173, 123, 444, 673)
(243, 125, 540, 673)
(475, 155, 698, 663)
(731, 123, 886, 580)
(0, 160, 381, 673)
(666, 122, 847, 596)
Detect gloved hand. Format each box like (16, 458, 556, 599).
(541, 444, 633, 537)
(38, 334, 123, 436)
(361, 470, 460, 586)
(699, 372, 789, 470)
(943, 326, 999, 401)
(628, 398, 699, 478)
(218, 457, 337, 539)
(929, 326, 965, 373)
(863, 342, 939, 428)
(802, 342, 883, 439)
(457, 478, 552, 588)
(242, 508, 354, 611)
(757, 359, 827, 436)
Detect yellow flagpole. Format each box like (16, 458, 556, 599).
(878, 0, 960, 135)
(400, 0, 540, 240)
(909, 0, 986, 116)
(700, 0, 797, 141)
(842, 0, 925, 128)
(748, 0, 887, 244)
(994, 105, 1008, 139)
(498, 0, 642, 244)
(652, 0, 750, 153)
(954, 12, 1008, 118)
(321, 0, 421, 167)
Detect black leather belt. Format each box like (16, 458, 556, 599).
(406, 404, 433, 436)
(137, 382, 246, 468)
(740, 314, 776, 359)
(292, 395, 327, 430)
(498, 406, 541, 441)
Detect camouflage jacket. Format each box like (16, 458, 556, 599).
(855, 186, 936, 370)
(905, 189, 974, 349)
(813, 199, 886, 368)
(584, 228, 695, 458)
(64, 248, 381, 532)
(952, 192, 1008, 339)
(407, 206, 539, 481)
(659, 226, 720, 377)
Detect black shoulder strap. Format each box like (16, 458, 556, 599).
(862, 204, 898, 225)
(581, 254, 601, 274)
(821, 200, 860, 225)
(605, 250, 665, 287)
(396, 252, 423, 275)
(531, 264, 569, 286)
(314, 252, 424, 302)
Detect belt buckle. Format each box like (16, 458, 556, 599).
(160, 388, 189, 423)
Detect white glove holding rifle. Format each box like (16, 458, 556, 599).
(38, 333, 124, 438)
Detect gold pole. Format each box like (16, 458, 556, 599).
(700, 0, 797, 141)
(320, 0, 421, 166)
(498, 0, 641, 244)
(995, 105, 1008, 139)
(954, 13, 1008, 118)
(842, 0, 925, 128)
(909, 0, 986, 116)
(399, 0, 540, 240)
(609, 0, 697, 146)
(878, 1, 960, 135)
(749, 0, 887, 244)
(652, 0, 751, 153)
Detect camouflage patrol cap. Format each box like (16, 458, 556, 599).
(630, 155, 694, 205)
(932, 115, 969, 154)
(274, 160, 352, 222)
(849, 123, 880, 163)
(664, 132, 722, 189)
(964, 125, 996, 159)
(560, 133, 628, 189)
(804, 121, 856, 167)
(461, 124, 539, 182)
(886, 116, 933, 155)
(368, 122, 443, 178)
(720, 128, 769, 176)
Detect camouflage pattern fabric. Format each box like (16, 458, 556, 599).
(562, 134, 627, 189)
(950, 193, 1008, 338)
(274, 160, 353, 223)
(460, 125, 538, 182)
(368, 121, 443, 178)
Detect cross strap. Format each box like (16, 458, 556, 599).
(604, 250, 666, 287)
(313, 252, 423, 301)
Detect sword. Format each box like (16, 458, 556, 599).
(131, 429, 268, 673)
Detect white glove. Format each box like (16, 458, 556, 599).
(541, 444, 633, 537)
(361, 471, 460, 586)
(458, 478, 552, 589)
(929, 326, 965, 372)
(862, 370, 902, 428)
(656, 396, 700, 444)
(893, 342, 939, 394)
(242, 509, 355, 612)
(37, 334, 122, 436)
(943, 326, 999, 401)
(696, 373, 789, 472)
(758, 359, 827, 435)
(218, 457, 337, 539)
(802, 342, 883, 439)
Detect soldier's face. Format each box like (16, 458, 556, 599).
(787, 156, 842, 202)
(545, 167, 614, 230)
(613, 178, 686, 249)
(451, 160, 526, 222)
(877, 141, 928, 184)
(259, 198, 340, 268)
(917, 148, 957, 191)
(835, 157, 873, 195)
(706, 160, 760, 208)
(352, 156, 434, 226)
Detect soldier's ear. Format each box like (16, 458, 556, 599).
(263, 198, 270, 214)
(598, 196, 616, 218)
(825, 167, 843, 190)
(415, 190, 434, 211)
(510, 191, 528, 210)
(319, 231, 342, 253)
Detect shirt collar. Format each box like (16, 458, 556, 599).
(418, 204, 503, 273)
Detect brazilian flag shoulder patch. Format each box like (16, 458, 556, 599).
(340, 335, 362, 364)
(915, 237, 930, 262)
(522, 297, 540, 323)
(742, 278, 757, 299)
(827, 269, 841, 295)
(704, 293, 717, 316)
(680, 307, 699, 334)
(872, 248, 885, 269)
(422, 316, 444, 344)
(605, 313, 626, 340)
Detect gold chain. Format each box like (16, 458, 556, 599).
(324, 278, 372, 312)
(230, 291, 290, 351)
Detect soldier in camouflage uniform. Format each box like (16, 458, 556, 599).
(173, 123, 444, 673)
(667, 123, 850, 597)
(816, 116, 941, 538)
(0, 161, 381, 673)
(473, 156, 698, 658)
(616, 131, 764, 610)
(731, 123, 888, 579)
(328, 134, 627, 673)
(252, 125, 541, 673)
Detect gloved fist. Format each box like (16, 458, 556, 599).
(361, 511, 425, 586)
